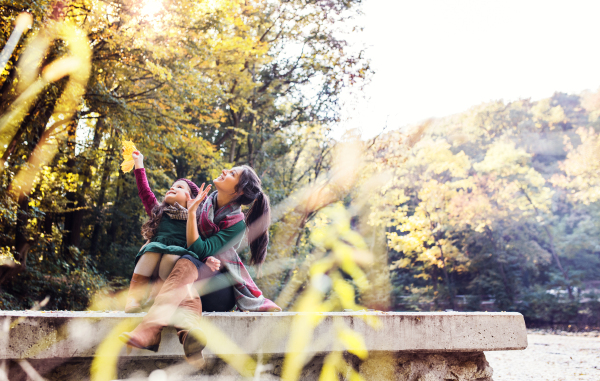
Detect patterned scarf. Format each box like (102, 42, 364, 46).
(198, 191, 244, 236)
(198, 191, 281, 312)
(163, 202, 188, 220)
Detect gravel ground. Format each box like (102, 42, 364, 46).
(485, 333, 600, 381)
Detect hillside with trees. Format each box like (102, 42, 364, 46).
(370, 91, 600, 327)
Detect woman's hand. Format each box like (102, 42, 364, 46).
(132, 150, 144, 169)
(186, 183, 212, 213)
(205, 256, 221, 272)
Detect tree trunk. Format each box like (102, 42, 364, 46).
(63, 118, 105, 249)
(0, 194, 35, 285)
(62, 120, 79, 251)
(521, 188, 573, 299)
(0, 83, 66, 286)
(229, 136, 237, 163)
(432, 265, 439, 310)
(437, 243, 455, 310)
(247, 116, 255, 167)
(0, 55, 19, 115)
(486, 228, 513, 303)
(90, 134, 114, 257)
(498, 259, 512, 302)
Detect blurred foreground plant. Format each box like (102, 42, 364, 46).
(281, 204, 381, 381)
(0, 14, 91, 283)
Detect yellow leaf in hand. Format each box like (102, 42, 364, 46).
(122, 140, 137, 159)
(121, 160, 135, 173)
(121, 140, 137, 173)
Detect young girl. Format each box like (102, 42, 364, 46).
(124, 150, 216, 313)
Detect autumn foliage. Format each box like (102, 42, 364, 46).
(1, 0, 599, 332)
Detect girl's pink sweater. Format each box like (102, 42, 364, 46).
(134, 168, 158, 216)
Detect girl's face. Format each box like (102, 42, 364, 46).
(213, 167, 243, 196)
(164, 180, 191, 207)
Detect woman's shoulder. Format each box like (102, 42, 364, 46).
(216, 219, 245, 238)
(220, 212, 246, 230)
(228, 219, 246, 231)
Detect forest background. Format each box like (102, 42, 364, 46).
(1, 0, 600, 329)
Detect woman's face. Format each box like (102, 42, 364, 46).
(164, 180, 191, 207)
(213, 167, 243, 196)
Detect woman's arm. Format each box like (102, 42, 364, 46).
(132, 151, 158, 216)
(187, 221, 246, 261)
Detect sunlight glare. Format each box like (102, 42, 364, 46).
(141, 0, 163, 18)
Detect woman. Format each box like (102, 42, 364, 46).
(119, 164, 281, 365)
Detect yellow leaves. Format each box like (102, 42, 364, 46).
(1, 21, 91, 200)
(90, 318, 139, 381)
(391, 257, 411, 270)
(338, 328, 368, 359)
(413, 139, 471, 178)
(474, 140, 530, 175)
(120, 140, 136, 173)
(144, 60, 172, 81)
(551, 127, 600, 204)
(531, 98, 566, 127)
(121, 140, 136, 158)
(281, 199, 378, 381)
(331, 274, 356, 310)
(320, 350, 365, 381)
(120, 160, 134, 173)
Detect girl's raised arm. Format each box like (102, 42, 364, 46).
(132, 151, 158, 216)
(186, 183, 212, 246)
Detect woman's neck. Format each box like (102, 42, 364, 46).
(216, 191, 235, 210)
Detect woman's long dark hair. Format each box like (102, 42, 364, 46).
(235, 165, 271, 266)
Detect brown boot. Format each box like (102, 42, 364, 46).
(121, 259, 199, 351)
(142, 277, 165, 310)
(174, 296, 206, 367)
(180, 328, 206, 368)
(125, 273, 150, 313)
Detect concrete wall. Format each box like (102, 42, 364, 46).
(0, 311, 527, 380)
(0, 311, 527, 359)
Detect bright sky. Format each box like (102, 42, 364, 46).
(337, 0, 600, 139)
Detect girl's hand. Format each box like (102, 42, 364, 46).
(205, 256, 221, 272)
(187, 183, 212, 212)
(132, 150, 144, 169)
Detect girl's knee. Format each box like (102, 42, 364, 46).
(158, 254, 180, 280)
(134, 252, 162, 276)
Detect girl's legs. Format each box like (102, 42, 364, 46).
(120, 258, 199, 350)
(176, 259, 235, 366)
(134, 252, 162, 276)
(120, 255, 236, 364)
(143, 254, 181, 309)
(125, 252, 162, 313)
(159, 254, 181, 280)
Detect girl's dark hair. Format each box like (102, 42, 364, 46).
(141, 201, 169, 241)
(235, 165, 271, 266)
